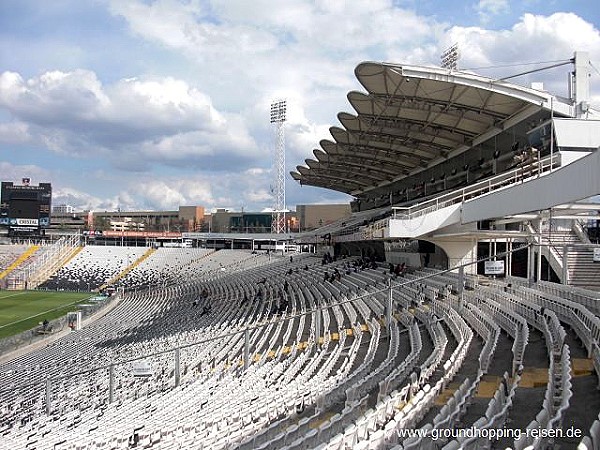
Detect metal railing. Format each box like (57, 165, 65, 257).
(24, 234, 81, 289)
(391, 154, 560, 222)
(333, 155, 560, 243)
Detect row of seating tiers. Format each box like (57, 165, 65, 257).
(1, 250, 600, 449)
(38, 246, 148, 291)
(314, 268, 599, 450)
(0, 251, 393, 449)
(0, 244, 29, 272)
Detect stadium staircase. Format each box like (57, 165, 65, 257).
(26, 236, 81, 290)
(528, 220, 600, 290)
(99, 247, 156, 291)
(0, 245, 39, 281)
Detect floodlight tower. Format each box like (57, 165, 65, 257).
(270, 100, 287, 234)
(441, 43, 460, 70)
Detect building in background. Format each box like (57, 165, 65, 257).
(53, 204, 75, 214)
(87, 206, 205, 233)
(109, 217, 145, 232)
(207, 209, 298, 234)
(46, 204, 349, 235)
(296, 204, 351, 231)
(178, 206, 205, 232)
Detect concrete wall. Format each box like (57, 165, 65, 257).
(462, 150, 600, 223)
(388, 204, 461, 238)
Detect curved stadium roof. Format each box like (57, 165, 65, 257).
(291, 62, 570, 196)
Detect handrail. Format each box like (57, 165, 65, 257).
(391, 154, 560, 221)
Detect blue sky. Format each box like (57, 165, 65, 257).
(1, 0, 599, 212)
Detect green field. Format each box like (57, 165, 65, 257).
(0, 290, 92, 339)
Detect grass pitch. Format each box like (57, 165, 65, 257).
(0, 290, 91, 339)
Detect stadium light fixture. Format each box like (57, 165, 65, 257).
(270, 100, 287, 234)
(440, 43, 460, 70)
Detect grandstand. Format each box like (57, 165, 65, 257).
(292, 51, 600, 289)
(0, 51, 600, 450)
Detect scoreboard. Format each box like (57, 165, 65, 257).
(0, 179, 52, 236)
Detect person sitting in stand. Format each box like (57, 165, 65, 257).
(270, 302, 279, 317)
(333, 268, 341, 281)
(278, 296, 289, 314)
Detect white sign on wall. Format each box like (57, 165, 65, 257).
(593, 248, 600, 263)
(132, 360, 153, 377)
(484, 260, 505, 275)
(9, 218, 39, 226)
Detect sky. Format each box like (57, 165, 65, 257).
(1, 0, 599, 213)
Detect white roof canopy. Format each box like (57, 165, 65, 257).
(292, 62, 570, 196)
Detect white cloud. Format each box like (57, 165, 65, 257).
(476, 0, 509, 23)
(0, 69, 260, 168)
(126, 170, 274, 211)
(109, 0, 279, 56)
(0, 162, 51, 183)
(0, 121, 31, 144)
(243, 188, 272, 204)
(135, 179, 215, 210)
(52, 187, 136, 212)
(445, 13, 600, 98)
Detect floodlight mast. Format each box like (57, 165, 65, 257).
(270, 100, 287, 234)
(441, 43, 460, 70)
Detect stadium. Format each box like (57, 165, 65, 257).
(0, 50, 600, 450)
